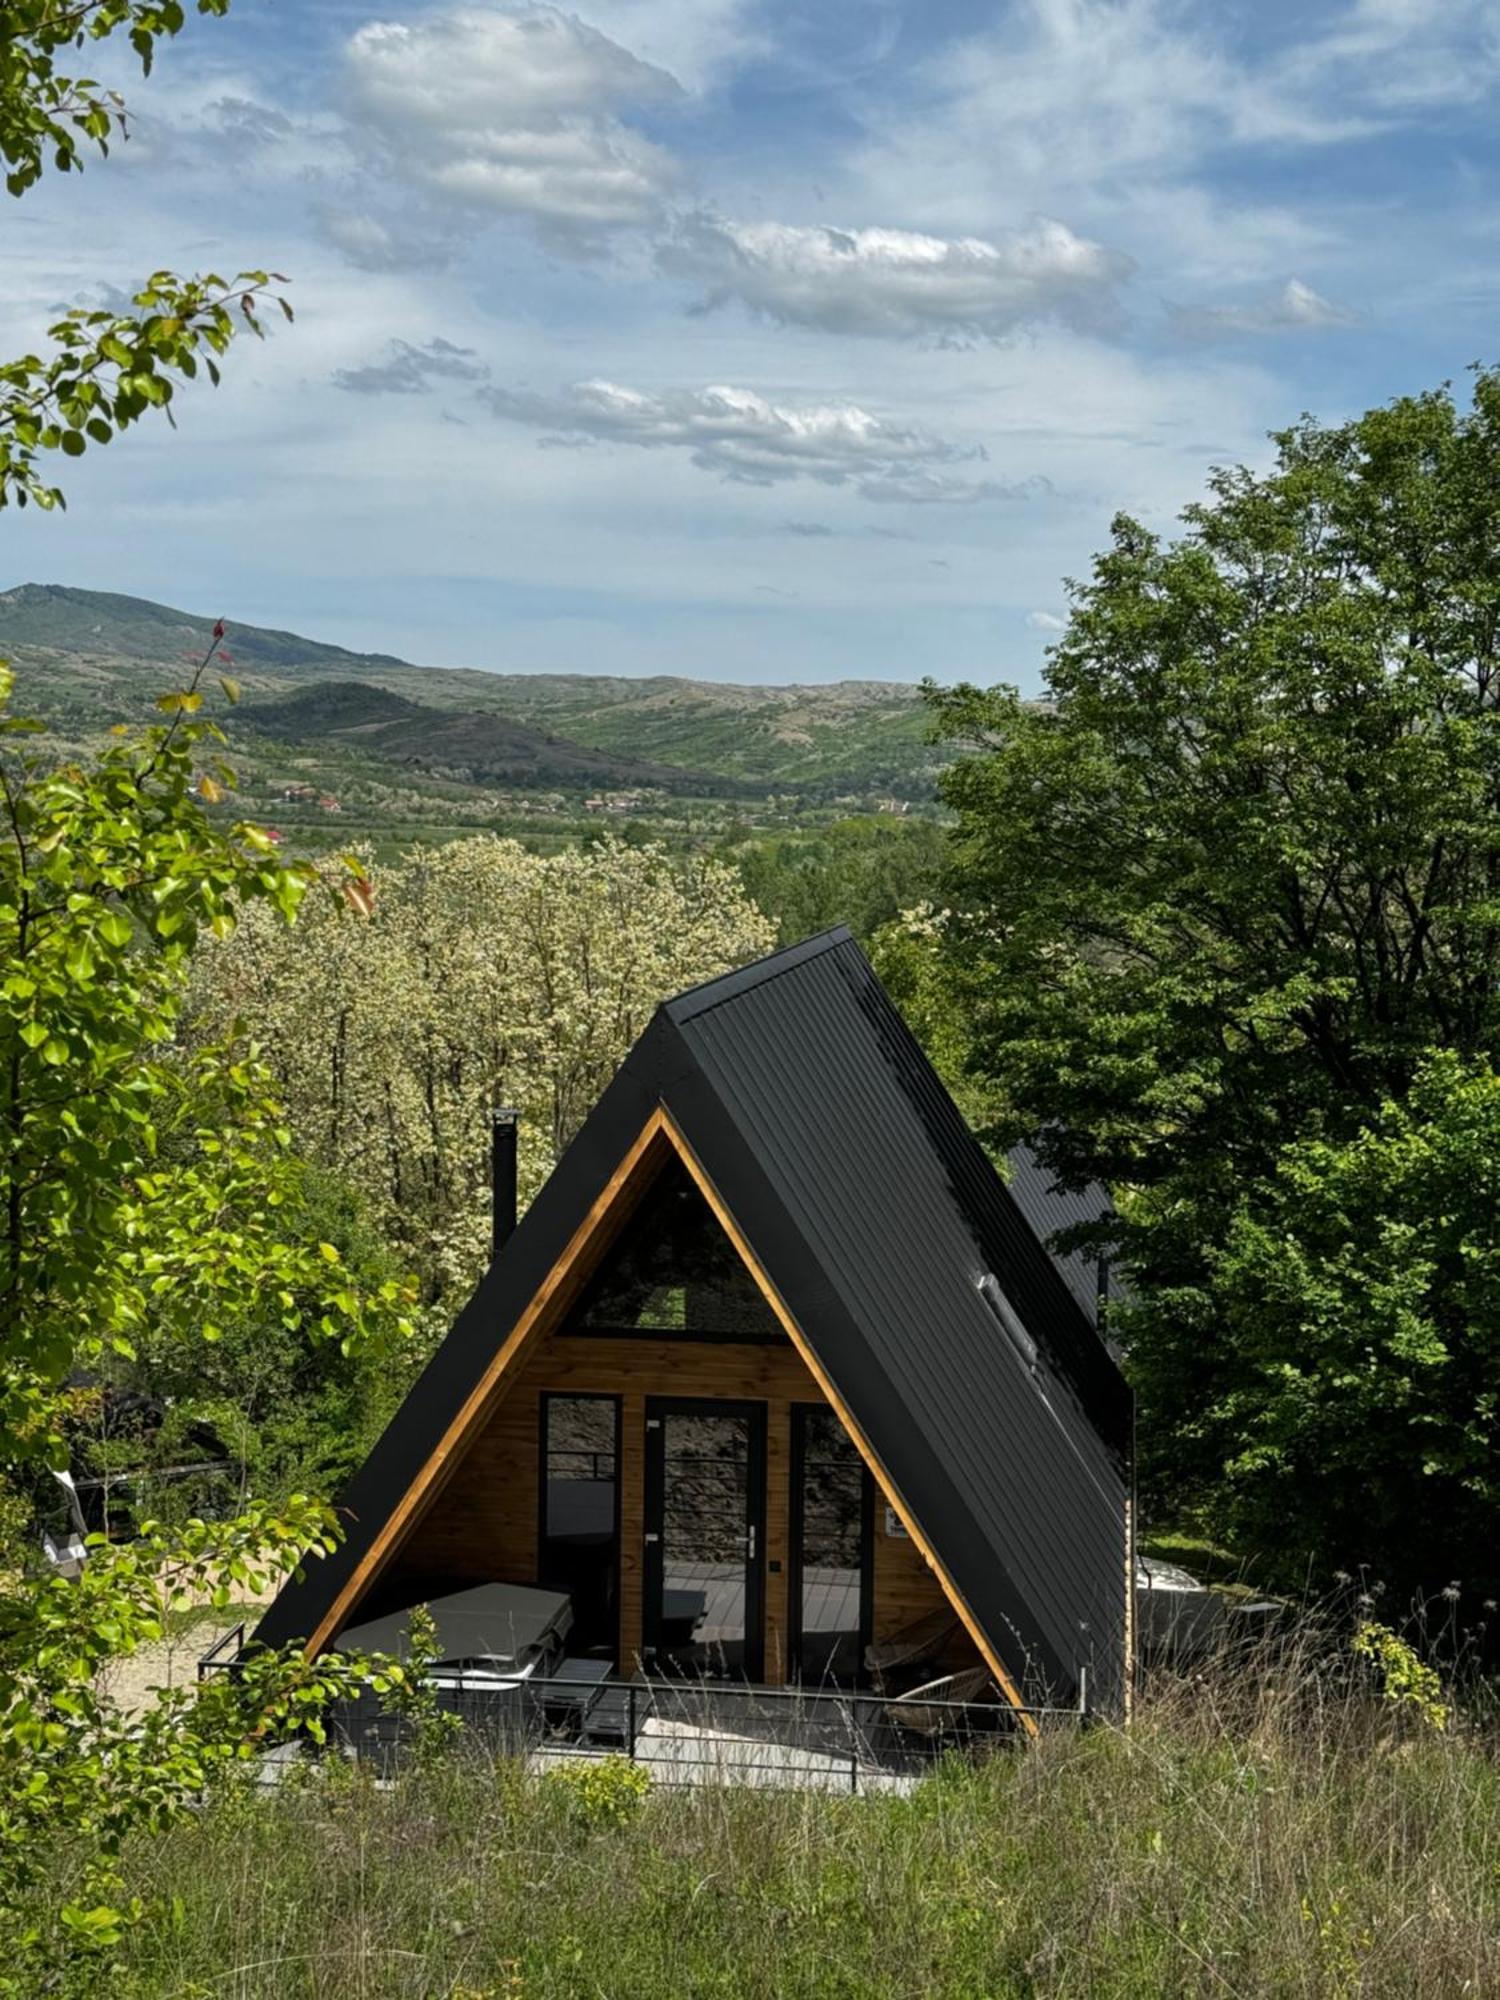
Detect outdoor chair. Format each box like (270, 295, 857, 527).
(882, 1665, 993, 1740)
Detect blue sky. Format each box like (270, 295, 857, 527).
(5, 0, 1499, 688)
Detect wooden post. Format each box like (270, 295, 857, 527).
(617, 1389, 645, 1672)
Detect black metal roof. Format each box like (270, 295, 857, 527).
(257, 927, 1131, 1713)
(1003, 1140, 1126, 1331)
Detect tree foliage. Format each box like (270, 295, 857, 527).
(1201, 1053, 1500, 1595)
(190, 837, 777, 1306)
(2, 1500, 386, 1978)
(0, 654, 410, 1977)
(926, 369, 1500, 1600)
(0, 268, 289, 511)
(727, 813, 946, 947)
(0, 655, 406, 1471)
(1, 1, 231, 195)
(89, 1164, 411, 1516)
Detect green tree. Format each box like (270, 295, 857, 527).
(1204, 1053, 1500, 1595)
(0, 653, 410, 1981)
(0, 8, 408, 1977)
(66, 1162, 412, 1526)
(190, 836, 776, 1306)
(729, 814, 947, 947)
(925, 369, 1500, 1601)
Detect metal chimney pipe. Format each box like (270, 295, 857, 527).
(491, 1107, 520, 1259)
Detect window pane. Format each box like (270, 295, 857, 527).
(573, 1160, 777, 1338)
(541, 1396, 618, 1654)
(797, 1408, 865, 1685)
(657, 1411, 752, 1676)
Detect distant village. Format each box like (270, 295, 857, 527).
(280, 781, 343, 814)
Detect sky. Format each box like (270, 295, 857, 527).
(4, 0, 1500, 689)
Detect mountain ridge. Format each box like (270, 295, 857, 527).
(0, 582, 944, 798)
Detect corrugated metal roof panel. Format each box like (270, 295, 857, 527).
(1004, 1142, 1124, 1330)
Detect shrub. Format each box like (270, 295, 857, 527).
(541, 1754, 651, 1830)
(1352, 1619, 1452, 1732)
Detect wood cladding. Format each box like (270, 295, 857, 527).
(388, 1327, 980, 1685)
(308, 1114, 675, 1655)
(320, 1108, 1023, 1720)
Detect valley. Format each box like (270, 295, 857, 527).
(0, 583, 947, 857)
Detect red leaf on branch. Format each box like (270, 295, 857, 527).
(212, 618, 226, 640)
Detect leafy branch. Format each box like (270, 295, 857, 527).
(0, 269, 291, 511)
(1, 1, 232, 196)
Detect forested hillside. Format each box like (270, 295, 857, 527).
(0, 583, 942, 800)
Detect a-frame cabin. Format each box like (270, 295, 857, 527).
(256, 929, 1134, 1721)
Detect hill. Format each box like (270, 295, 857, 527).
(243, 680, 747, 797)
(0, 581, 413, 675)
(0, 583, 941, 799)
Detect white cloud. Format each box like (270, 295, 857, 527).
(845, 0, 1490, 293)
(480, 377, 1030, 501)
(867, 0, 1332, 227)
(581, 0, 764, 90)
(1277, 0, 1500, 115)
(1026, 609, 1068, 631)
(1170, 277, 1356, 340)
(659, 213, 1131, 338)
(316, 202, 466, 273)
(339, 5, 683, 250)
(198, 96, 296, 149)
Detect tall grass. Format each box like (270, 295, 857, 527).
(35, 1618, 1500, 1998)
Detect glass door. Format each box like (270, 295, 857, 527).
(643, 1399, 766, 1680)
(788, 1404, 873, 1686)
(538, 1393, 620, 1659)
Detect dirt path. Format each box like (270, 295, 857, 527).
(99, 1600, 269, 1719)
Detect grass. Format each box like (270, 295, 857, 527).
(32, 1625, 1500, 2000)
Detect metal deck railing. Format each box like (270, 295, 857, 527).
(320, 1671, 1077, 1793)
(197, 1621, 247, 1679)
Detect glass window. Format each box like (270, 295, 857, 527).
(650, 1407, 759, 1678)
(540, 1394, 619, 1655)
(793, 1406, 868, 1686)
(572, 1159, 778, 1339)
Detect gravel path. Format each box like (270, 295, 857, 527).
(99, 1601, 269, 1719)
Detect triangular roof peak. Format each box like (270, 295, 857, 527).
(661, 924, 853, 1024)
